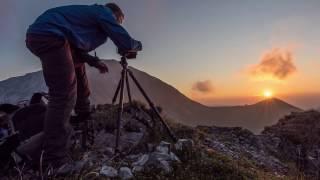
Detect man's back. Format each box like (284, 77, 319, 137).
(28, 5, 112, 51)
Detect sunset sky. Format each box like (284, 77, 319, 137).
(1, 0, 320, 109)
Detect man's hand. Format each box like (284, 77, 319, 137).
(94, 61, 109, 74)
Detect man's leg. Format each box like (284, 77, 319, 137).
(74, 63, 91, 115)
(40, 41, 77, 166)
(26, 37, 77, 167)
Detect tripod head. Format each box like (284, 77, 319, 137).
(119, 51, 138, 68)
(120, 56, 128, 68)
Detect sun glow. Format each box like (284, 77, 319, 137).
(263, 89, 273, 98)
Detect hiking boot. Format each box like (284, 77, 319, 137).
(70, 112, 92, 126)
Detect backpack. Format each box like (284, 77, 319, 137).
(0, 93, 47, 170)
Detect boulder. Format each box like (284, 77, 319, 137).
(156, 141, 171, 154)
(119, 167, 133, 180)
(100, 165, 118, 178)
(175, 139, 194, 151)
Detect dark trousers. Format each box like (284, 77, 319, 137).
(24, 34, 90, 165)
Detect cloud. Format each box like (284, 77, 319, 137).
(192, 80, 214, 93)
(249, 48, 297, 80)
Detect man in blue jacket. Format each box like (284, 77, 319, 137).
(25, 3, 142, 168)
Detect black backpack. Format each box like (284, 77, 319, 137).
(0, 93, 47, 170)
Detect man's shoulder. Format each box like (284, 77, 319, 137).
(48, 4, 105, 13)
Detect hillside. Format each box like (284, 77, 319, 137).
(0, 60, 301, 133)
(1, 103, 316, 179)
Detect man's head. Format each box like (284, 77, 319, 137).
(105, 3, 124, 24)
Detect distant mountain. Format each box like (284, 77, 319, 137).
(0, 60, 301, 133)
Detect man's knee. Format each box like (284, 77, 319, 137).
(49, 87, 77, 109)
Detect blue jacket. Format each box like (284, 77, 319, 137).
(27, 4, 142, 53)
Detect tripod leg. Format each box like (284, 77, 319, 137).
(115, 69, 126, 153)
(112, 77, 122, 104)
(127, 69, 177, 142)
(125, 71, 132, 104)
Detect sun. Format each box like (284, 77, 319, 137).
(263, 89, 273, 98)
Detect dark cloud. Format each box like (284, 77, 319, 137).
(250, 48, 297, 80)
(192, 80, 214, 93)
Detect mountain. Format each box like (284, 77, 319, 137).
(0, 60, 301, 133)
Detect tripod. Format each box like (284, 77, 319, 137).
(112, 56, 177, 153)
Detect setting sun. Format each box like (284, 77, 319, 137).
(263, 90, 273, 98)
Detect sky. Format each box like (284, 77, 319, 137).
(0, 0, 320, 109)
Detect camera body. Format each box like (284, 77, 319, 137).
(125, 52, 137, 59)
(118, 49, 138, 59)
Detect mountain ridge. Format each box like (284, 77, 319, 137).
(0, 60, 301, 133)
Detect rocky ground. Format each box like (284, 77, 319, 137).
(1, 102, 320, 179)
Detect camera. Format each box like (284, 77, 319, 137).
(118, 49, 138, 59)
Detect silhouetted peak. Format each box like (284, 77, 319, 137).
(253, 98, 301, 110)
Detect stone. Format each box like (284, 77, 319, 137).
(121, 132, 144, 144)
(126, 153, 142, 161)
(175, 139, 194, 151)
(119, 167, 134, 179)
(0, 128, 8, 139)
(151, 152, 180, 162)
(156, 141, 171, 154)
(94, 131, 116, 151)
(100, 165, 118, 178)
(131, 150, 180, 174)
(124, 120, 141, 132)
(150, 152, 172, 162)
(159, 160, 172, 173)
(132, 154, 149, 166)
(169, 152, 181, 162)
(56, 161, 87, 175)
(132, 166, 144, 173)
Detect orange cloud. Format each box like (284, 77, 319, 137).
(249, 48, 297, 80)
(192, 80, 214, 93)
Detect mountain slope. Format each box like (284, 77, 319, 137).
(0, 60, 301, 133)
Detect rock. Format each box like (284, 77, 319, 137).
(94, 131, 116, 149)
(131, 147, 180, 174)
(132, 165, 144, 173)
(124, 119, 142, 132)
(169, 152, 180, 162)
(261, 110, 320, 175)
(132, 154, 149, 166)
(159, 160, 172, 173)
(82, 151, 107, 165)
(56, 161, 87, 175)
(156, 141, 171, 154)
(119, 167, 134, 179)
(0, 128, 8, 139)
(100, 165, 118, 178)
(148, 151, 180, 174)
(150, 151, 180, 162)
(121, 132, 144, 144)
(126, 153, 142, 161)
(175, 139, 194, 151)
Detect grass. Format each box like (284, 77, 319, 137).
(134, 145, 256, 180)
(1, 102, 315, 179)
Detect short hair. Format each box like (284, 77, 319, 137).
(105, 3, 124, 18)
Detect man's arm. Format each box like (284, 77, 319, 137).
(72, 50, 100, 66)
(72, 50, 108, 73)
(98, 10, 142, 53)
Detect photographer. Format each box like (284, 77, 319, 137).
(25, 3, 142, 169)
